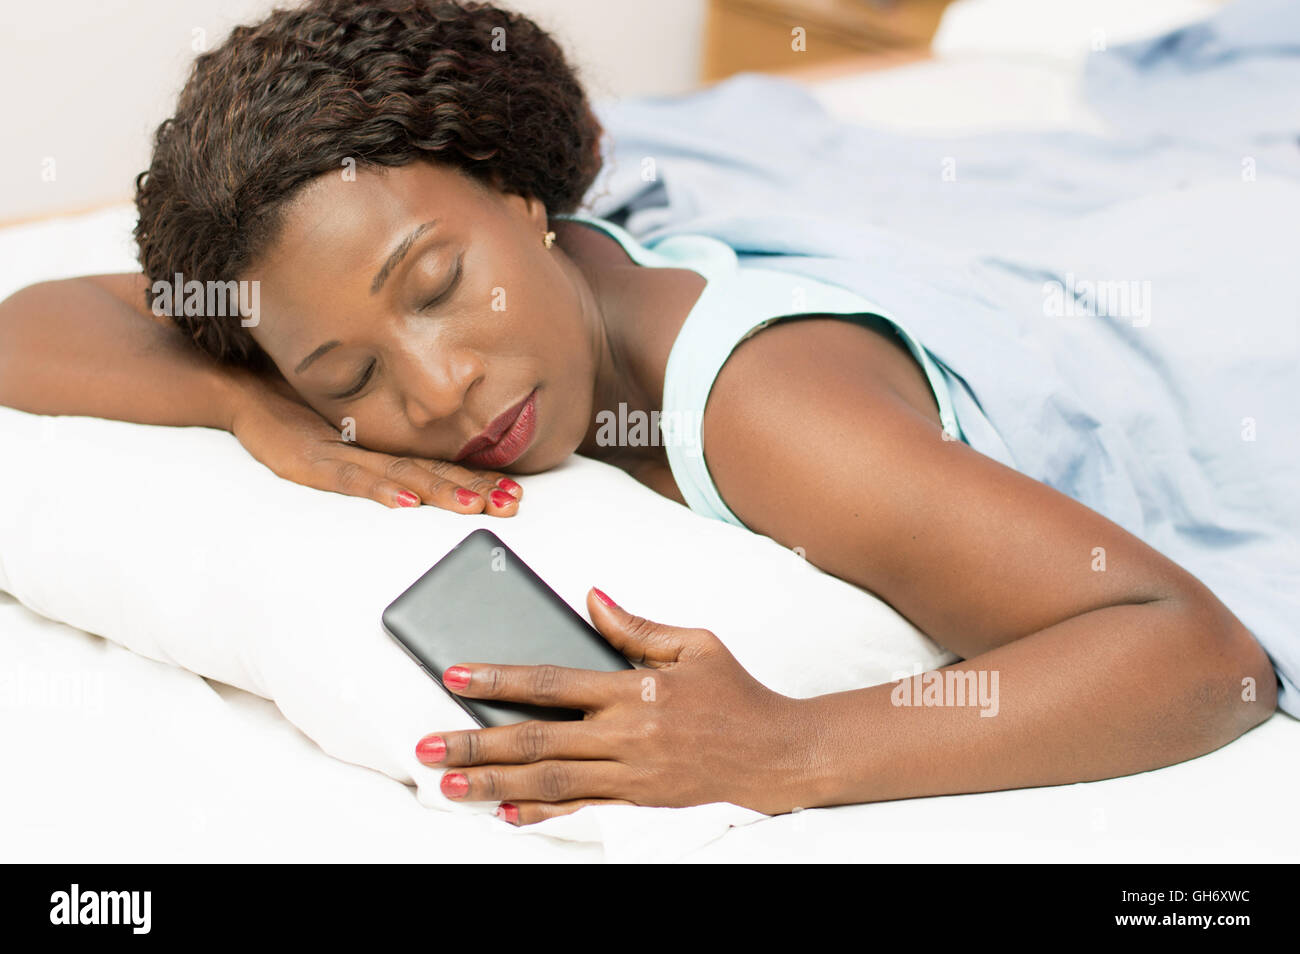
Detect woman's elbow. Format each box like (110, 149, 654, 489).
(1195, 614, 1278, 746)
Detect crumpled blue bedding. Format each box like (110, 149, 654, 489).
(584, 0, 1300, 715)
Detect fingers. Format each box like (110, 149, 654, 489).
(309, 450, 523, 514)
(436, 760, 629, 804)
(311, 455, 422, 510)
(377, 455, 520, 514)
(428, 459, 523, 502)
(494, 798, 637, 827)
(419, 458, 523, 513)
(415, 718, 615, 767)
(440, 663, 638, 712)
(585, 588, 718, 666)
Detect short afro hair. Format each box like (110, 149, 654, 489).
(134, 0, 605, 368)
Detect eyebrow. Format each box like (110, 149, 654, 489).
(295, 339, 342, 375)
(370, 219, 439, 294)
(295, 218, 440, 375)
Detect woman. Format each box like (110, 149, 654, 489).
(0, 0, 1276, 828)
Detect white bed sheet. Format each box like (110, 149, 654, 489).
(4, 4, 1298, 863)
(0, 593, 600, 862)
(6, 588, 1296, 863)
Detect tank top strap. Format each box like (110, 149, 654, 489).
(550, 212, 971, 531)
(550, 211, 733, 279)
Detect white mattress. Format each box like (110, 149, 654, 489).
(4, 1, 1297, 863)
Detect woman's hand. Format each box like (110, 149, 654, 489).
(226, 370, 523, 514)
(414, 589, 821, 826)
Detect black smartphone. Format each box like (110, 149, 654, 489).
(381, 528, 634, 727)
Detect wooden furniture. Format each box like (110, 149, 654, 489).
(702, 0, 953, 82)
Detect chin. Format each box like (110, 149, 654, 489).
(515, 425, 589, 474)
(505, 446, 563, 476)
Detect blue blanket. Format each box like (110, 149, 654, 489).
(586, 0, 1300, 716)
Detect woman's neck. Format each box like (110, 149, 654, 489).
(555, 219, 706, 468)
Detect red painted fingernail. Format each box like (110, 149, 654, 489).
(441, 772, 469, 798)
(415, 735, 446, 763)
(496, 803, 519, 824)
(396, 491, 420, 508)
(443, 666, 471, 691)
(497, 478, 522, 498)
(455, 488, 481, 506)
(489, 489, 515, 507)
(592, 587, 617, 608)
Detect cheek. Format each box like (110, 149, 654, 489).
(324, 394, 422, 457)
(553, 314, 600, 444)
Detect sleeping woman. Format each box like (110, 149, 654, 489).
(0, 0, 1277, 826)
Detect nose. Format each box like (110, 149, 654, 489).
(396, 346, 484, 432)
(402, 389, 440, 431)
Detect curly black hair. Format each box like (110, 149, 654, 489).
(134, 0, 605, 368)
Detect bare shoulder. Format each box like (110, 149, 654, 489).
(81, 273, 158, 319)
(728, 315, 945, 429)
(700, 315, 947, 481)
(699, 315, 1217, 657)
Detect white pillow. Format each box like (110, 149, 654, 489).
(0, 405, 954, 831)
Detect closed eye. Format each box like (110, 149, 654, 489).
(419, 251, 463, 312)
(329, 252, 462, 402)
(331, 359, 375, 401)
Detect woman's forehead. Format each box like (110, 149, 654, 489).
(248, 164, 484, 347)
(275, 164, 475, 253)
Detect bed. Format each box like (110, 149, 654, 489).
(3, 0, 1297, 864)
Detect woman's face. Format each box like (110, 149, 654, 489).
(247, 160, 600, 473)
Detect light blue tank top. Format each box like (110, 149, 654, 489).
(552, 211, 1015, 529)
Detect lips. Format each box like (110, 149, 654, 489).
(455, 388, 538, 466)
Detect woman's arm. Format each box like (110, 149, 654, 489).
(412, 317, 1276, 824)
(791, 599, 1266, 807)
(0, 273, 522, 513)
(0, 273, 248, 428)
(700, 317, 1275, 800)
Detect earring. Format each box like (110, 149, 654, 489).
(542, 230, 556, 249)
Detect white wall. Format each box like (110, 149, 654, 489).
(0, 0, 705, 224)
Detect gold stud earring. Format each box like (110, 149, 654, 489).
(542, 230, 556, 249)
